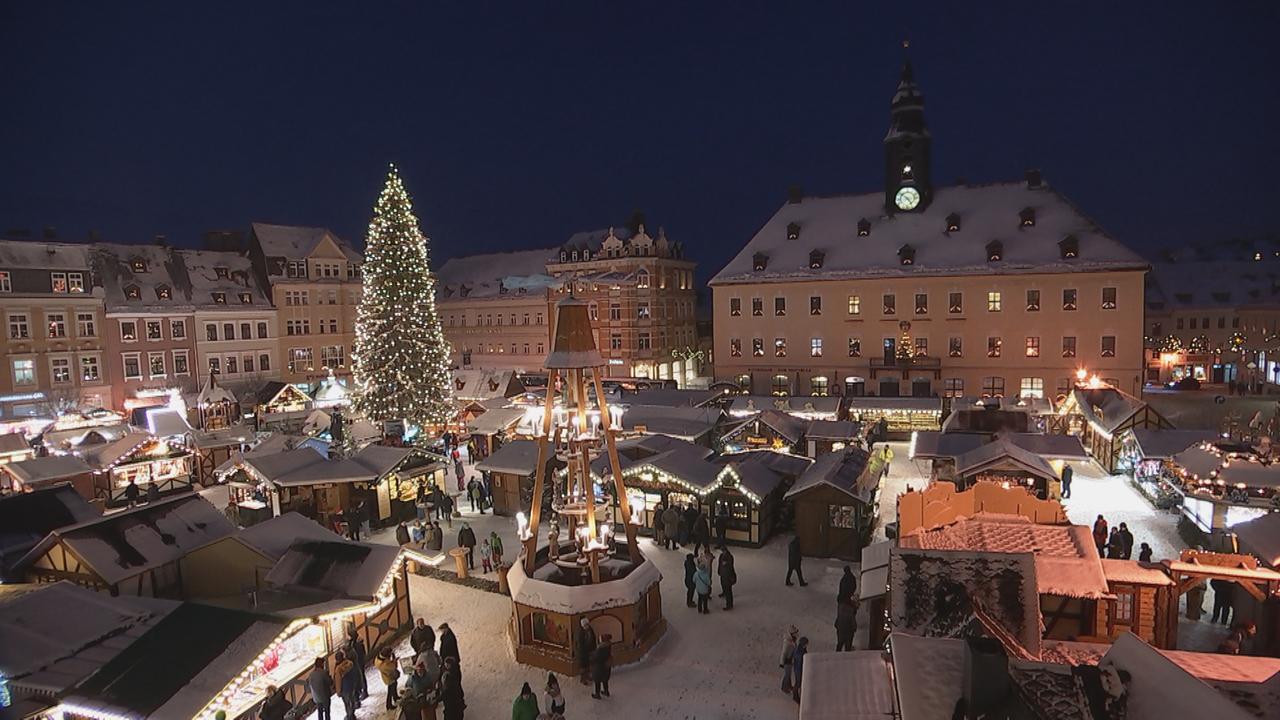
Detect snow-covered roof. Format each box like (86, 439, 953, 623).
(623, 388, 724, 408)
(900, 514, 1110, 599)
(887, 633, 967, 720)
(859, 539, 892, 601)
(92, 242, 188, 311)
(1157, 648, 1280, 718)
(798, 650, 894, 720)
(75, 430, 160, 469)
(785, 447, 874, 502)
(16, 494, 235, 587)
(436, 247, 558, 300)
(724, 409, 809, 444)
(0, 485, 99, 577)
(507, 554, 662, 614)
(466, 406, 525, 436)
(251, 222, 360, 262)
(1100, 559, 1174, 586)
(1126, 428, 1219, 460)
(265, 540, 400, 600)
(912, 431, 1086, 461)
(0, 581, 177, 696)
(452, 370, 524, 402)
(846, 396, 943, 412)
(144, 407, 193, 438)
(1067, 386, 1147, 433)
(723, 451, 810, 499)
(710, 181, 1147, 285)
(1099, 633, 1258, 720)
(804, 419, 860, 441)
(197, 372, 237, 407)
(621, 405, 722, 440)
(0, 238, 92, 270)
(234, 512, 346, 561)
(1232, 510, 1280, 567)
(0, 432, 31, 455)
(1148, 259, 1280, 311)
(729, 395, 841, 418)
(190, 424, 256, 449)
(176, 248, 271, 308)
(1, 455, 92, 485)
(953, 436, 1059, 481)
(475, 439, 542, 475)
(235, 444, 411, 487)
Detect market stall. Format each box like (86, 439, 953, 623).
(719, 409, 807, 454)
(252, 382, 313, 432)
(845, 397, 942, 437)
(784, 447, 877, 559)
(804, 419, 861, 458)
(1169, 443, 1280, 534)
(76, 430, 195, 508)
(1055, 384, 1173, 473)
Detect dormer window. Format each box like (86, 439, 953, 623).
(809, 249, 825, 269)
(571, 250, 579, 261)
(155, 285, 172, 300)
(129, 257, 147, 273)
(212, 292, 227, 305)
(787, 222, 801, 241)
(560, 251, 568, 262)
(214, 266, 229, 279)
(1059, 235, 1079, 259)
(753, 253, 769, 272)
(898, 244, 915, 266)
(945, 213, 961, 233)
(239, 292, 252, 304)
(986, 240, 1004, 262)
(857, 218, 871, 237)
(583, 250, 590, 260)
(1019, 207, 1036, 227)
(124, 284, 141, 300)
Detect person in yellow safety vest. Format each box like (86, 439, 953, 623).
(879, 445, 894, 479)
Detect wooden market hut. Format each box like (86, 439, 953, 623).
(784, 447, 877, 559)
(845, 396, 943, 437)
(896, 481, 1068, 537)
(804, 419, 861, 457)
(252, 381, 313, 432)
(619, 405, 724, 446)
(1098, 559, 1178, 648)
(0, 484, 100, 581)
(728, 395, 842, 421)
(1056, 386, 1173, 473)
(466, 405, 525, 458)
(14, 493, 235, 596)
(476, 439, 544, 516)
(720, 409, 807, 454)
(178, 511, 346, 599)
(452, 369, 526, 404)
(0, 431, 35, 466)
(193, 370, 240, 430)
(1119, 428, 1218, 480)
(1169, 443, 1280, 534)
(951, 436, 1063, 498)
(188, 424, 257, 485)
(75, 430, 195, 508)
(0, 455, 95, 499)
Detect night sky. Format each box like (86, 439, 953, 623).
(2, 2, 1277, 282)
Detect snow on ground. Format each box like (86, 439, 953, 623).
(302, 448, 852, 720)
(1058, 460, 1184, 563)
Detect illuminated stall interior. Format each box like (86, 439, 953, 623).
(846, 396, 942, 436)
(719, 409, 806, 454)
(75, 430, 194, 508)
(1055, 381, 1172, 473)
(195, 371, 240, 430)
(253, 382, 313, 432)
(1170, 442, 1280, 534)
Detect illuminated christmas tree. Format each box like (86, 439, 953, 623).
(352, 165, 454, 429)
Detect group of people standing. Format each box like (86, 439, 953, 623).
(654, 503, 731, 552)
(683, 545, 738, 612)
(574, 618, 615, 700)
(510, 674, 567, 719)
(1091, 515, 1150, 561)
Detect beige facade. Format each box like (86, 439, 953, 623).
(249, 223, 362, 387)
(715, 269, 1146, 400)
(440, 293, 551, 372)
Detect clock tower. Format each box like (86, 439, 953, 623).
(884, 45, 932, 214)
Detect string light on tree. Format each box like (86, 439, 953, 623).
(351, 164, 454, 431)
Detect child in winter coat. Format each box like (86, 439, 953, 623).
(480, 539, 493, 573)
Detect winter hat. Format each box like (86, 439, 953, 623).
(521, 682, 533, 695)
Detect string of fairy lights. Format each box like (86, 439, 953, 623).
(351, 164, 455, 430)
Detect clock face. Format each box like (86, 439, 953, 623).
(895, 186, 921, 211)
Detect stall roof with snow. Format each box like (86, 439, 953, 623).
(1098, 632, 1261, 720)
(886, 633, 969, 720)
(722, 408, 809, 445)
(710, 182, 1147, 286)
(0, 484, 99, 579)
(234, 511, 347, 561)
(476, 438, 543, 476)
(804, 419, 860, 441)
(1127, 428, 1220, 461)
(264, 539, 401, 602)
(1232, 511, 1280, 568)
(728, 395, 841, 419)
(620, 405, 723, 441)
(466, 406, 526, 436)
(797, 650, 894, 720)
(622, 387, 724, 408)
(1, 454, 93, 488)
(785, 447, 874, 503)
(953, 436, 1060, 482)
(228, 444, 415, 488)
(13, 494, 235, 589)
(451, 369, 526, 403)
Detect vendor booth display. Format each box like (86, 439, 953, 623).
(508, 297, 665, 675)
(785, 447, 878, 559)
(252, 382, 313, 432)
(1055, 384, 1172, 473)
(466, 405, 525, 458)
(804, 420, 861, 457)
(194, 371, 240, 430)
(727, 395, 841, 421)
(846, 396, 942, 437)
(950, 437, 1062, 499)
(1170, 443, 1280, 534)
(75, 430, 195, 508)
(720, 409, 807, 454)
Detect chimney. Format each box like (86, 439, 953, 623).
(1024, 169, 1042, 188)
(42, 226, 57, 239)
(154, 234, 167, 247)
(787, 185, 804, 204)
(962, 637, 1009, 717)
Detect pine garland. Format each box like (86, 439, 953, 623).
(351, 165, 454, 428)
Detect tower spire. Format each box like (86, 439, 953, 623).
(884, 42, 932, 214)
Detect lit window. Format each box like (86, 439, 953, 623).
(125, 285, 141, 300)
(81, 356, 101, 382)
(988, 337, 1003, 358)
(915, 293, 928, 314)
(47, 313, 66, 338)
(730, 298, 741, 316)
(1114, 591, 1135, 623)
(1020, 377, 1044, 398)
(67, 272, 84, 293)
(949, 292, 963, 314)
(0, 271, 10, 292)
(753, 338, 764, 357)
(772, 375, 789, 396)
(810, 296, 822, 315)
(883, 294, 896, 315)
(239, 292, 252, 304)
(149, 352, 166, 378)
(848, 295, 861, 315)
(775, 297, 786, 316)
(173, 351, 189, 376)
(987, 291, 1002, 312)
(810, 338, 823, 357)
(610, 333, 622, 350)
(123, 353, 142, 380)
(12, 359, 36, 385)
(1063, 289, 1077, 311)
(949, 337, 962, 357)
(637, 302, 650, 320)
(1025, 337, 1040, 357)
(810, 376, 829, 396)
(1101, 336, 1116, 357)
(212, 292, 227, 304)
(848, 338, 861, 357)
(944, 378, 964, 398)
(130, 257, 147, 273)
(774, 338, 787, 357)
(146, 321, 161, 340)
(51, 272, 68, 293)
(730, 339, 742, 357)
(638, 333, 651, 350)
(51, 357, 71, 384)
(120, 320, 137, 342)
(1062, 336, 1077, 358)
(77, 313, 96, 337)
(156, 285, 172, 300)
(914, 338, 928, 357)
(982, 376, 1006, 397)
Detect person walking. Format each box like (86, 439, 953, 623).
(576, 618, 597, 685)
(590, 635, 613, 699)
(346, 504, 362, 541)
(780, 625, 799, 694)
(467, 478, 481, 513)
(879, 445, 894, 479)
(344, 628, 368, 701)
(785, 536, 807, 586)
(838, 565, 857, 601)
(308, 657, 335, 720)
(480, 539, 493, 574)
(146, 482, 160, 504)
(543, 673, 566, 719)
(490, 531, 504, 567)
(1092, 515, 1108, 554)
(718, 547, 737, 610)
(454, 458, 465, 492)
(376, 647, 401, 711)
(396, 521, 411, 546)
(676, 506, 691, 547)
(1117, 523, 1134, 560)
(694, 555, 713, 614)
(511, 681, 539, 720)
(683, 552, 697, 607)
(432, 485, 446, 520)
(835, 596, 857, 652)
(1138, 542, 1153, 563)
(335, 650, 359, 720)
(714, 505, 729, 548)
(1060, 463, 1073, 499)
(429, 521, 444, 551)
(258, 684, 293, 720)
(442, 493, 455, 530)
(662, 504, 680, 550)
(411, 619, 435, 655)
(791, 636, 810, 704)
(458, 523, 477, 569)
(1211, 578, 1235, 625)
